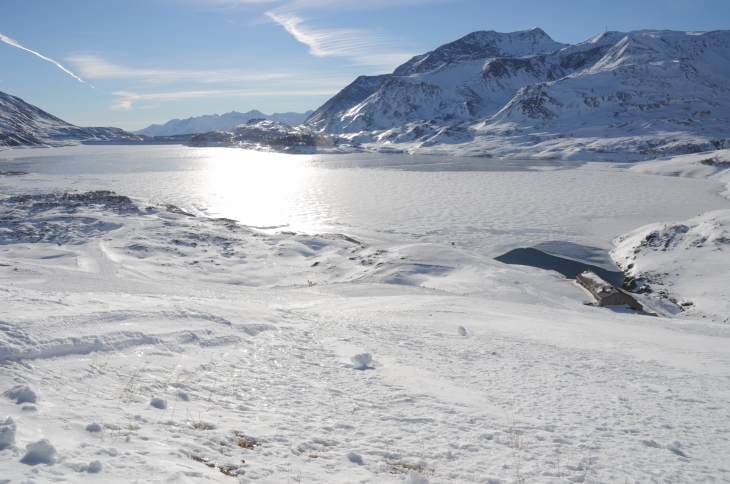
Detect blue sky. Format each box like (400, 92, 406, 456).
(1, 0, 727, 131)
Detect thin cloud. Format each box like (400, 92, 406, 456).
(0, 32, 95, 88)
(110, 87, 339, 110)
(266, 12, 416, 68)
(284, 0, 449, 8)
(68, 55, 293, 85)
(191, 0, 448, 9)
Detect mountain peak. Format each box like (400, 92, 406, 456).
(393, 28, 566, 76)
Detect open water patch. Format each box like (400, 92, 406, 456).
(494, 245, 625, 286)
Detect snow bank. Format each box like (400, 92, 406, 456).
(627, 149, 730, 200)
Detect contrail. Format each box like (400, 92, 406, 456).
(0, 31, 95, 88)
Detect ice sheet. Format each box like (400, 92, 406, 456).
(2, 146, 729, 258)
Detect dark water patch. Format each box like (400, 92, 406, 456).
(495, 247, 624, 286)
(532, 241, 620, 270)
(0, 171, 28, 176)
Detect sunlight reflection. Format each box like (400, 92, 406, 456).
(201, 149, 319, 229)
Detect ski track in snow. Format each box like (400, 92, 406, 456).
(0, 151, 730, 483)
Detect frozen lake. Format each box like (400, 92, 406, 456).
(2, 144, 729, 256)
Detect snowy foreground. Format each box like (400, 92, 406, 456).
(1, 152, 730, 483)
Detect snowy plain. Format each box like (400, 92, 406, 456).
(1, 146, 730, 483)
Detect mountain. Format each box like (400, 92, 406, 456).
(304, 28, 730, 159)
(134, 110, 314, 137)
(0, 91, 141, 148)
(188, 119, 342, 154)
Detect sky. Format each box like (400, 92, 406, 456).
(0, 0, 728, 131)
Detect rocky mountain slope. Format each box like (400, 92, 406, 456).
(0, 91, 141, 148)
(304, 28, 730, 159)
(134, 109, 314, 137)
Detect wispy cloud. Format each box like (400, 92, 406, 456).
(285, 0, 448, 8)
(266, 12, 416, 68)
(67, 54, 292, 85)
(192, 0, 447, 10)
(0, 31, 95, 88)
(110, 87, 339, 110)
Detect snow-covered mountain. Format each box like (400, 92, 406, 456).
(305, 28, 730, 159)
(134, 110, 314, 137)
(0, 91, 141, 148)
(188, 119, 343, 154)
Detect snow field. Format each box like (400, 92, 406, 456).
(0, 192, 728, 482)
(2, 277, 730, 482)
(1, 149, 730, 482)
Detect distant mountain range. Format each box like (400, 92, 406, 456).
(302, 28, 730, 159)
(0, 91, 141, 148)
(133, 110, 314, 137)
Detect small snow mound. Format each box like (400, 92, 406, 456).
(86, 422, 102, 433)
(458, 326, 467, 336)
(666, 441, 688, 457)
(350, 353, 373, 369)
(88, 460, 103, 473)
(405, 470, 430, 484)
(0, 417, 16, 450)
(150, 398, 167, 409)
(4, 385, 38, 404)
(20, 438, 57, 465)
(347, 452, 364, 465)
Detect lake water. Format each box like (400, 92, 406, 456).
(2, 144, 729, 257)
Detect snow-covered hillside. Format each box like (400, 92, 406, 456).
(612, 209, 730, 319)
(305, 29, 730, 159)
(135, 110, 314, 137)
(0, 91, 141, 148)
(2, 186, 730, 483)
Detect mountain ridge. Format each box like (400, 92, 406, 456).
(0, 91, 141, 148)
(134, 110, 314, 137)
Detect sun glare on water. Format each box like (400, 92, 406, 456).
(200, 149, 321, 230)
